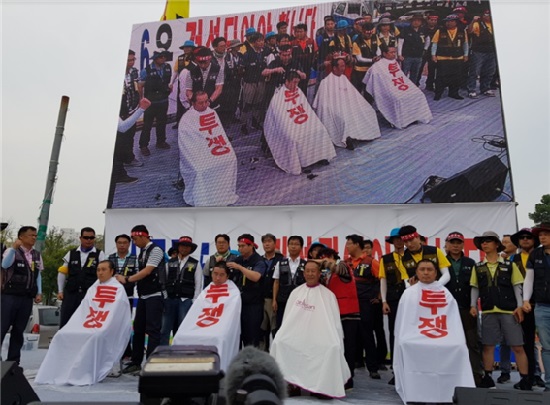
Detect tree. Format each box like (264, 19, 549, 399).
(41, 228, 77, 305)
(529, 194, 550, 224)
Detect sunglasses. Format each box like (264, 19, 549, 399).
(519, 235, 534, 240)
(81, 236, 96, 240)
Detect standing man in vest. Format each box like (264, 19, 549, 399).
(345, 234, 381, 379)
(444, 231, 482, 386)
(227, 234, 267, 347)
(398, 225, 451, 285)
(418, 14, 439, 91)
(272, 236, 307, 332)
(1, 226, 42, 366)
(160, 236, 202, 346)
(171, 39, 196, 128)
(467, 10, 497, 98)
(138, 50, 172, 156)
(511, 228, 545, 388)
(108, 233, 139, 360)
(203, 234, 238, 286)
(185, 47, 224, 110)
(351, 22, 379, 96)
(469, 231, 531, 390)
(523, 223, 550, 392)
(380, 227, 407, 385)
(431, 14, 469, 101)
(260, 233, 284, 351)
(316, 16, 337, 86)
(118, 225, 165, 374)
(398, 14, 428, 86)
(291, 23, 317, 96)
(57, 227, 104, 328)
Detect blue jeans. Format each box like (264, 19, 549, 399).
(402, 57, 422, 85)
(467, 51, 496, 93)
(534, 304, 550, 389)
(160, 298, 193, 346)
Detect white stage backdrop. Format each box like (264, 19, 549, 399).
(105, 202, 517, 264)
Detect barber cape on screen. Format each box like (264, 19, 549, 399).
(173, 279, 241, 371)
(35, 277, 131, 386)
(178, 92, 238, 207)
(393, 280, 474, 404)
(264, 79, 336, 175)
(364, 57, 432, 129)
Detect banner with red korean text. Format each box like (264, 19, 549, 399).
(108, 0, 513, 209)
(104, 202, 516, 264)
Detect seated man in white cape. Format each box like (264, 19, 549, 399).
(270, 260, 351, 398)
(363, 45, 432, 129)
(172, 261, 241, 371)
(312, 58, 380, 149)
(178, 91, 238, 207)
(35, 260, 131, 386)
(264, 72, 336, 175)
(393, 259, 474, 404)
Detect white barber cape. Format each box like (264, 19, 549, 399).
(172, 280, 241, 371)
(178, 106, 238, 206)
(270, 283, 351, 398)
(312, 72, 381, 147)
(363, 58, 432, 129)
(264, 85, 336, 175)
(35, 277, 131, 385)
(393, 281, 475, 404)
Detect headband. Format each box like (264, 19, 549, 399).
(401, 232, 419, 242)
(446, 233, 464, 242)
(238, 237, 258, 249)
(131, 231, 149, 237)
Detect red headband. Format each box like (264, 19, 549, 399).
(131, 231, 149, 237)
(238, 238, 258, 249)
(401, 232, 419, 242)
(446, 233, 464, 242)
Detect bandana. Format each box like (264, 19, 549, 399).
(401, 232, 419, 242)
(446, 233, 464, 242)
(131, 231, 149, 237)
(238, 238, 258, 249)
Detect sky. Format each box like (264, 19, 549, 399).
(1, 0, 549, 235)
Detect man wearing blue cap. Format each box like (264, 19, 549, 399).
(329, 20, 353, 75)
(171, 40, 196, 127)
(138, 50, 173, 155)
(379, 227, 407, 385)
(240, 27, 257, 54)
(431, 14, 469, 100)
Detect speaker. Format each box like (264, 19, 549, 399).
(1, 361, 40, 405)
(453, 386, 550, 404)
(423, 155, 508, 203)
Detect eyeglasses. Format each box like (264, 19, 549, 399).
(82, 236, 96, 240)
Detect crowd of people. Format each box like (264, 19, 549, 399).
(2, 220, 550, 400)
(110, 6, 499, 207)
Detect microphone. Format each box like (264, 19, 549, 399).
(225, 346, 286, 405)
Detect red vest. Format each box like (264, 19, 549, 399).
(327, 273, 360, 315)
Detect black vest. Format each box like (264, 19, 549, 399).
(143, 63, 172, 102)
(401, 26, 426, 58)
(378, 32, 397, 48)
(230, 252, 264, 305)
(475, 260, 516, 311)
(177, 53, 194, 73)
(263, 252, 284, 298)
(531, 248, 550, 304)
(1, 248, 41, 297)
(120, 68, 140, 120)
(277, 258, 307, 303)
(190, 60, 221, 98)
(511, 253, 527, 277)
(65, 249, 101, 293)
(353, 37, 378, 69)
(436, 29, 466, 58)
(446, 254, 476, 309)
(402, 245, 439, 279)
(108, 253, 138, 297)
(318, 32, 335, 68)
(136, 243, 164, 297)
(330, 34, 352, 54)
(471, 22, 494, 53)
(165, 256, 198, 299)
(382, 253, 405, 302)
(204, 252, 238, 285)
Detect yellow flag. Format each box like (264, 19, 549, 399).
(161, 0, 190, 20)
